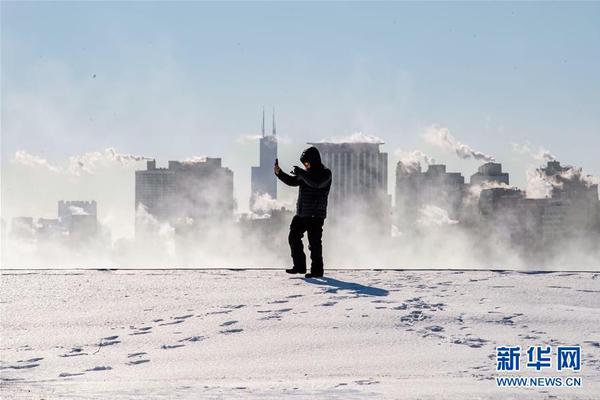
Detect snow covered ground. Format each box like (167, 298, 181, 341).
(1, 269, 599, 399)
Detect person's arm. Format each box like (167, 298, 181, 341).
(276, 169, 300, 187)
(274, 159, 300, 186)
(295, 168, 331, 189)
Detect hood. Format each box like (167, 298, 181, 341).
(300, 146, 322, 167)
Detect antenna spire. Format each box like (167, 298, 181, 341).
(272, 107, 276, 136)
(261, 107, 265, 137)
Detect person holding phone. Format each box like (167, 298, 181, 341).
(274, 147, 332, 278)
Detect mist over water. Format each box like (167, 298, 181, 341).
(2, 136, 599, 271)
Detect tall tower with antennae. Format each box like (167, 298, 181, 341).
(272, 108, 276, 136)
(262, 107, 266, 137)
(250, 107, 278, 210)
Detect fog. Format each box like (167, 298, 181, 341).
(2, 133, 599, 271)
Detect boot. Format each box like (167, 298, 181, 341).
(285, 267, 306, 274)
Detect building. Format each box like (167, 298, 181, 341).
(37, 218, 65, 241)
(470, 162, 509, 186)
(479, 187, 523, 216)
(537, 160, 599, 241)
(395, 163, 466, 225)
(10, 217, 34, 240)
(309, 141, 390, 232)
(250, 109, 278, 210)
(135, 158, 234, 234)
(58, 200, 97, 228)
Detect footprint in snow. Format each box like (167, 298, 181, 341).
(161, 344, 185, 350)
(223, 304, 246, 309)
(59, 372, 85, 377)
(268, 300, 289, 304)
(99, 336, 121, 347)
(130, 326, 153, 335)
(159, 320, 184, 326)
(452, 337, 488, 348)
(354, 379, 379, 385)
(60, 347, 88, 357)
(128, 352, 147, 358)
(220, 320, 238, 327)
(85, 366, 112, 372)
(127, 359, 150, 366)
(0, 362, 40, 370)
(178, 336, 205, 343)
(318, 301, 337, 307)
(173, 314, 194, 320)
(220, 328, 243, 334)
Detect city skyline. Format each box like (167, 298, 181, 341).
(2, 1, 600, 239)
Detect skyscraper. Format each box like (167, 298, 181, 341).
(395, 163, 466, 225)
(470, 162, 509, 186)
(250, 108, 278, 210)
(309, 141, 390, 233)
(135, 158, 234, 235)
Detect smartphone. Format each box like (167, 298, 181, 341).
(275, 158, 279, 165)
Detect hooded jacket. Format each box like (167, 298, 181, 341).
(276, 146, 332, 218)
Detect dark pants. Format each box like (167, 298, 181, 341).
(288, 215, 325, 273)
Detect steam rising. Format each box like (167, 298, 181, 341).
(423, 126, 495, 162)
(319, 132, 384, 144)
(13, 148, 152, 176)
(512, 142, 557, 162)
(13, 151, 61, 173)
(3, 142, 600, 271)
(182, 156, 208, 164)
(68, 206, 89, 216)
(417, 205, 459, 227)
(251, 193, 292, 213)
(394, 149, 434, 173)
(467, 180, 515, 199)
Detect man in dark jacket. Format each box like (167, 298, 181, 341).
(274, 146, 332, 278)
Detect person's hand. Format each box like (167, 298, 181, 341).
(292, 165, 304, 176)
(274, 159, 281, 175)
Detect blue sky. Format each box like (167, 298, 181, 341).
(2, 1, 599, 229)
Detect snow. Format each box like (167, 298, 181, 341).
(1, 269, 599, 399)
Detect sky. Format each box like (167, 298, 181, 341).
(2, 1, 599, 239)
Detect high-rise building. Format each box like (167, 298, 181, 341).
(58, 200, 97, 228)
(135, 158, 234, 234)
(309, 141, 390, 231)
(470, 162, 509, 186)
(536, 160, 599, 241)
(395, 163, 466, 225)
(250, 108, 277, 210)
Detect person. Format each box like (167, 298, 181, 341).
(274, 146, 332, 278)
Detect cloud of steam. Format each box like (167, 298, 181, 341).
(468, 181, 516, 199)
(525, 162, 600, 199)
(105, 147, 153, 164)
(182, 156, 208, 164)
(417, 205, 459, 227)
(135, 203, 176, 257)
(319, 132, 384, 144)
(251, 193, 292, 213)
(68, 148, 153, 176)
(12, 151, 62, 173)
(423, 125, 495, 162)
(511, 143, 556, 162)
(395, 149, 434, 173)
(556, 166, 600, 188)
(525, 168, 554, 198)
(12, 148, 152, 176)
(68, 206, 89, 216)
